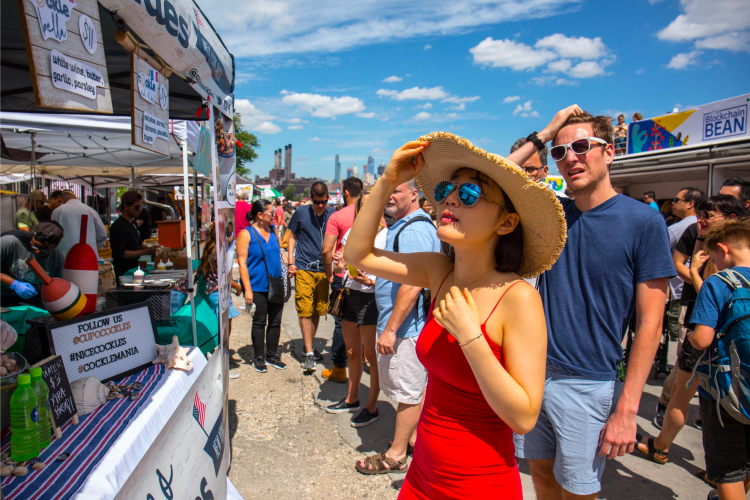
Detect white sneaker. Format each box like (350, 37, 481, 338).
(229, 368, 241, 379)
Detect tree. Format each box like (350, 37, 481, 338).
(301, 187, 311, 200)
(233, 113, 259, 178)
(282, 184, 296, 201)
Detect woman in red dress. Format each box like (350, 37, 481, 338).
(345, 106, 580, 499)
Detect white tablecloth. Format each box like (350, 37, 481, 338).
(71, 348, 242, 499)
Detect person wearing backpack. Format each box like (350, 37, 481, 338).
(689, 218, 750, 500)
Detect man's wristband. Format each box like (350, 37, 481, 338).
(526, 131, 546, 151)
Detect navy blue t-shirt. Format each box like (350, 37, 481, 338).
(287, 205, 335, 272)
(538, 194, 676, 380)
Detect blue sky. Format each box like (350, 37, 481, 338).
(200, 0, 750, 180)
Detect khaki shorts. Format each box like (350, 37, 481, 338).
(295, 270, 329, 317)
(377, 335, 427, 405)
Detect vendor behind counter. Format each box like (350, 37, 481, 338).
(110, 190, 157, 283)
(0, 221, 64, 307)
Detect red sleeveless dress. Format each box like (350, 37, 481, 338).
(398, 276, 524, 500)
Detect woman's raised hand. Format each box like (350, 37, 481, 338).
(433, 287, 482, 344)
(380, 141, 430, 187)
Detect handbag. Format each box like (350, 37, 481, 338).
(328, 276, 348, 318)
(250, 227, 285, 304)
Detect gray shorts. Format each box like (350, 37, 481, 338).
(376, 336, 427, 405)
(514, 364, 623, 496)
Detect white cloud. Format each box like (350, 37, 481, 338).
(288, 125, 304, 130)
(281, 92, 366, 118)
(234, 98, 282, 134)
(530, 75, 578, 86)
(382, 75, 403, 83)
(416, 103, 433, 109)
(535, 34, 607, 59)
(667, 50, 702, 69)
(287, 118, 303, 124)
(309, 137, 321, 142)
(470, 38, 557, 70)
(636, 68, 645, 74)
(657, 0, 750, 42)
(357, 112, 377, 118)
(502, 95, 520, 103)
(413, 112, 432, 121)
(450, 103, 466, 111)
(513, 100, 532, 115)
(376, 86, 449, 100)
(695, 32, 750, 52)
(547, 59, 572, 72)
(569, 60, 607, 78)
(442, 95, 480, 104)
(198, 0, 581, 57)
(424, 44, 432, 50)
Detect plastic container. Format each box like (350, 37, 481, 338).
(156, 260, 167, 271)
(133, 268, 145, 284)
(146, 262, 155, 272)
(165, 259, 174, 271)
(10, 374, 39, 462)
(29, 367, 51, 449)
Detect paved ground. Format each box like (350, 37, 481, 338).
(226, 283, 716, 499)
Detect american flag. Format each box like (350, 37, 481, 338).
(193, 391, 206, 428)
(194, 8, 205, 27)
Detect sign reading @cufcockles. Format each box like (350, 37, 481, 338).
(41, 302, 159, 384)
(19, 0, 112, 113)
(131, 55, 170, 155)
(50, 49, 104, 99)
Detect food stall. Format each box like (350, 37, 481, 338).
(0, 0, 240, 495)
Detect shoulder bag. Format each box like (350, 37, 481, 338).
(250, 227, 285, 304)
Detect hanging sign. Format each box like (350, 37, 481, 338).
(97, 0, 235, 118)
(19, 0, 111, 113)
(113, 352, 228, 500)
(131, 55, 170, 155)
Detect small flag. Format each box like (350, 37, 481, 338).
(194, 8, 205, 27)
(193, 391, 206, 428)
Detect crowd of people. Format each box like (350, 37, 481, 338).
(228, 104, 750, 500)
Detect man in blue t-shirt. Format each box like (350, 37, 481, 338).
(287, 182, 335, 373)
(512, 111, 676, 498)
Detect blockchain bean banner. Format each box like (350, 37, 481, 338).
(628, 93, 750, 154)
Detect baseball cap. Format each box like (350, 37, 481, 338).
(121, 190, 142, 206)
(28, 190, 47, 202)
(33, 221, 64, 246)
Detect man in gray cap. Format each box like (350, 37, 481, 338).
(15, 191, 47, 232)
(1, 221, 65, 307)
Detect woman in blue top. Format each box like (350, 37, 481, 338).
(237, 200, 287, 373)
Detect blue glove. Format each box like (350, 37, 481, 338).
(10, 281, 38, 299)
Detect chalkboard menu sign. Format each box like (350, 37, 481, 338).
(32, 355, 79, 438)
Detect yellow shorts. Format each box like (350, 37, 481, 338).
(295, 270, 329, 317)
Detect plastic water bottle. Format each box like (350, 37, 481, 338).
(30, 367, 51, 449)
(10, 374, 39, 462)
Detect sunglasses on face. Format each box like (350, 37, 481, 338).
(434, 181, 488, 207)
(523, 166, 545, 175)
(697, 211, 722, 220)
(673, 197, 686, 204)
(550, 137, 609, 162)
(311, 199, 328, 206)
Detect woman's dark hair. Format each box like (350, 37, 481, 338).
(697, 195, 750, 218)
(249, 199, 272, 222)
(440, 173, 524, 273)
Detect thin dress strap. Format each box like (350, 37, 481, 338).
(482, 280, 524, 325)
(432, 270, 454, 308)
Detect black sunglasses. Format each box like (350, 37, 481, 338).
(434, 181, 486, 207)
(311, 199, 328, 206)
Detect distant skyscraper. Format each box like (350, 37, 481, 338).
(368, 156, 375, 174)
(352, 161, 358, 179)
(334, 154, 341, 183)
(346, 168, 353, 179)
(377, 161, 385, 179)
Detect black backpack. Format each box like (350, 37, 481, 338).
(393, 216, 436, 319)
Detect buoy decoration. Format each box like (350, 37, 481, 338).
(26, 258, 88, 320)
(62, 214, 98, 314)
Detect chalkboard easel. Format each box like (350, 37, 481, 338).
(31, 356, 79, 439)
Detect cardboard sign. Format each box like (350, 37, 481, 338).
(131, 55, 169, 155)
(31, 355, 79, 439)
(18, 0, 112, 113)
(41, 303, 160, 384)
(113, 352, 228, 500)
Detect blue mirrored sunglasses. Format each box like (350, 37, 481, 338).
(433, 181, 483, 207)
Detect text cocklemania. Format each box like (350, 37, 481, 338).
(77, 346, 140, 374)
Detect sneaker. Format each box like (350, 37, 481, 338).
(322, 366, 347, 383)
(266, 355, 287, 370)
(313, 348, 324, 362)
(707, 489, 719, 500)
(228, 368, 240, 379)
(694, 418, 702, 430)
(253, 356, 267, 373)
(351, 408, 380, 428)
(653, 403, 666, 429)
(303, 354, 316, 373)
(326, 398, 361, 414)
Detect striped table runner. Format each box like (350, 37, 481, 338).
(1, 364, 164, 500)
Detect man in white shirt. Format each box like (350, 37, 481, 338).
(52, 190, 108, 258)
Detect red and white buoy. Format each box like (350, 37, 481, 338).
(26, 259, 88, 320)
(62, 214, 99, 314)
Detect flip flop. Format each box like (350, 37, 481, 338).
(695, 469, 717, 488)
(635, 433, 669, 464)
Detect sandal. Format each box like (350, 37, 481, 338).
(696, 469, 717, 488)
(355, 450, 408, 475)
(635, 433, 669, 464)
(388, 440, 415, 456)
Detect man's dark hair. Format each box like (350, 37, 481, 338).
(157, 196, 166, 203)
(510, 138, 547, 167)
(554, 112, 613, 146)
(310, 182, 328, 198)
(722, 178, 750, 203)
(679, 187, 704, 206)
(342, 177, 363, 199)
(121, 190, 142, 206)
(644, 191, 655, 199)
(698, 195, 750, 219)
(49, 190, 63, 201)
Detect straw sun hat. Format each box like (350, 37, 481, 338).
(415, 131, 567, 279)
